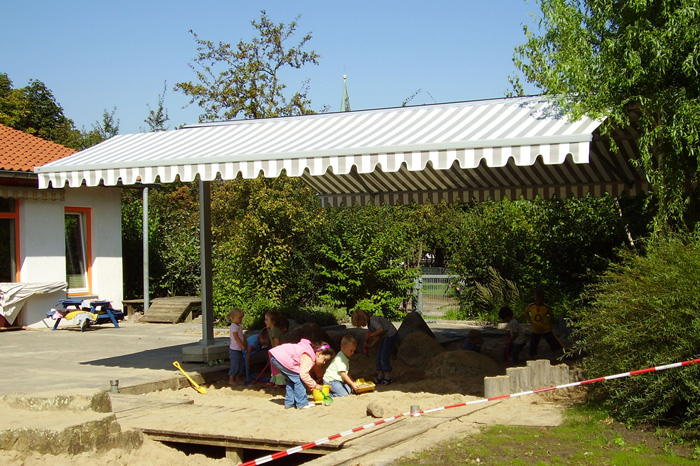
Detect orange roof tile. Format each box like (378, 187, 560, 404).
(0, 123, 76, 172)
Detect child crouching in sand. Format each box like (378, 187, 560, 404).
(269, 339, 335, 409)
(324, 335, 358, 397)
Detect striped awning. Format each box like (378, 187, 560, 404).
(35, 96, 648, 205)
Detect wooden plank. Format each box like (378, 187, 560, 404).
(140, 296, 202, 323)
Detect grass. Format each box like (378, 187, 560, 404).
(390, 404, 700, 465)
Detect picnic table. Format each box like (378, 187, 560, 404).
(48, 299, 124, 331)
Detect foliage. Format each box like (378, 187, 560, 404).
(474, 266, 521, 318)
(210, 174, 324, 321)
(144, 81, 170, 132)
(513, 0, 700, 232)
(570, 232, 700, 431)
(448, 195, 643, 318)
(143, 183, 202, 297)
(287, 303, 350, 328)
(0, 73, 75, 146)
(0, 72, 118, 150)
(317, 204, 418, 319)
(175, 10, 320, 120)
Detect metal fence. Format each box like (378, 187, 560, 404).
(414, 269, 460, 317)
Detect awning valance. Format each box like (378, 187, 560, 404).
(0, 186, 64, 201)
(35, 96, 648, 205)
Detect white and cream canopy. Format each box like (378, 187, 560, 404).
(36, 95, 647, 204)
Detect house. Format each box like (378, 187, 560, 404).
(0, 124, 123, 327)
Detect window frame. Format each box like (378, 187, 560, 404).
(64, 207, 92, 295)
(0, 199, 20, 282)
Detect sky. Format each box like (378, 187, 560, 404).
(1, 0, 542, 135)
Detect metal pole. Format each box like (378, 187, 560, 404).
(198, 179, 215, 346)
(142, 186, 150, 313)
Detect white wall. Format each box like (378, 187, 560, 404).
(17, 186, 123, 325)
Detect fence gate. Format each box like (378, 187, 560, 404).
(414, 267, 460, 317)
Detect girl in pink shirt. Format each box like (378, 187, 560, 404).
(269, 339, 335, 409)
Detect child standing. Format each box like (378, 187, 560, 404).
(524, 288, 561, 357)
(499, 306, 526, 364)
(324, 335, 359, 397)
(351, 309, 398, 385)
(268, 339, 335, 409)
(228, 308, 246, 385)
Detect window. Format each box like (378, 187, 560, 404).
(0, 198, 20, 282)
(65, 207, 92, 294)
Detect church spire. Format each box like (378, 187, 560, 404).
(340, 74, 351, 112)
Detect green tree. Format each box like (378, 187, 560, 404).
(175, 10, 320, 120)
(0, 73, 76, 146)
(0, 72, 117, 151)
(144, 81, 170, 132)
(0, 73, 28, 128)
(513, 0, 700, 232)
(75, 108, 120, 149)
(317, 204, 417, 318)
(210, 174, 324, 321)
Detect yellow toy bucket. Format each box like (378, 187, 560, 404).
(312, 384, 331, 404)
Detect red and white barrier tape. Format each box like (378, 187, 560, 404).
(240, 357, 700, 466)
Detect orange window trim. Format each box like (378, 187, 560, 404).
(65, 207, 93, 296)
(0, 199, 21, 282)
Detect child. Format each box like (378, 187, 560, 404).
(227, 308, 246, 385)
(245, 328, 271, 380)
(265, 311, 286, 386)
(351, 309, 398, 385)
(265, 311, 283, 348)
(524, 288, 562, 357)
(268, 339, 335, 409)
(323, 335, 359, 397)
(499, 306, 526, 364)
(462, 329, 484, 353)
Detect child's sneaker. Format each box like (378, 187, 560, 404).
(298, 403, 314, 409)
(380, 379, 392, 385)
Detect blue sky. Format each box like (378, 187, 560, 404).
(1, 1, 542, 135)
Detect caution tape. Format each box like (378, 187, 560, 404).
(239, 357, 700, 466)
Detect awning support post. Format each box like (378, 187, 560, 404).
(198, 179, 215, 346)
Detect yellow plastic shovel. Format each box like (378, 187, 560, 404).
(173, 361, 208, 394)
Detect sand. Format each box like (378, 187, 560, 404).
(0, 335, 576, 465)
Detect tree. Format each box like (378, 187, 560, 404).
(0, 73, 76, 146)
(75, 108, 120, 150)
(512, 0, 700, 232)
(0, 72, 117, 151)
(144, 80, 170, 132)
(175, 10, 320, 120)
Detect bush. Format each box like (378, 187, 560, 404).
(571, 232, 700, 432)
(286, 304, 349, 327)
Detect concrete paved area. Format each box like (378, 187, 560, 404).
(0, 318, 231, 397)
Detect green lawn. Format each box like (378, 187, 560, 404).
(391, 404, 700, 465)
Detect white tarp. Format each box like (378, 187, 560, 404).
(0, 281, 67, 325)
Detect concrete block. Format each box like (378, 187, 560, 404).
(527, 359, 550, 390)
(506, 366, 531, 393)
(181, 342, 229, 362)
(550, 364, 570, 386)
(484, 375, 511, 399)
